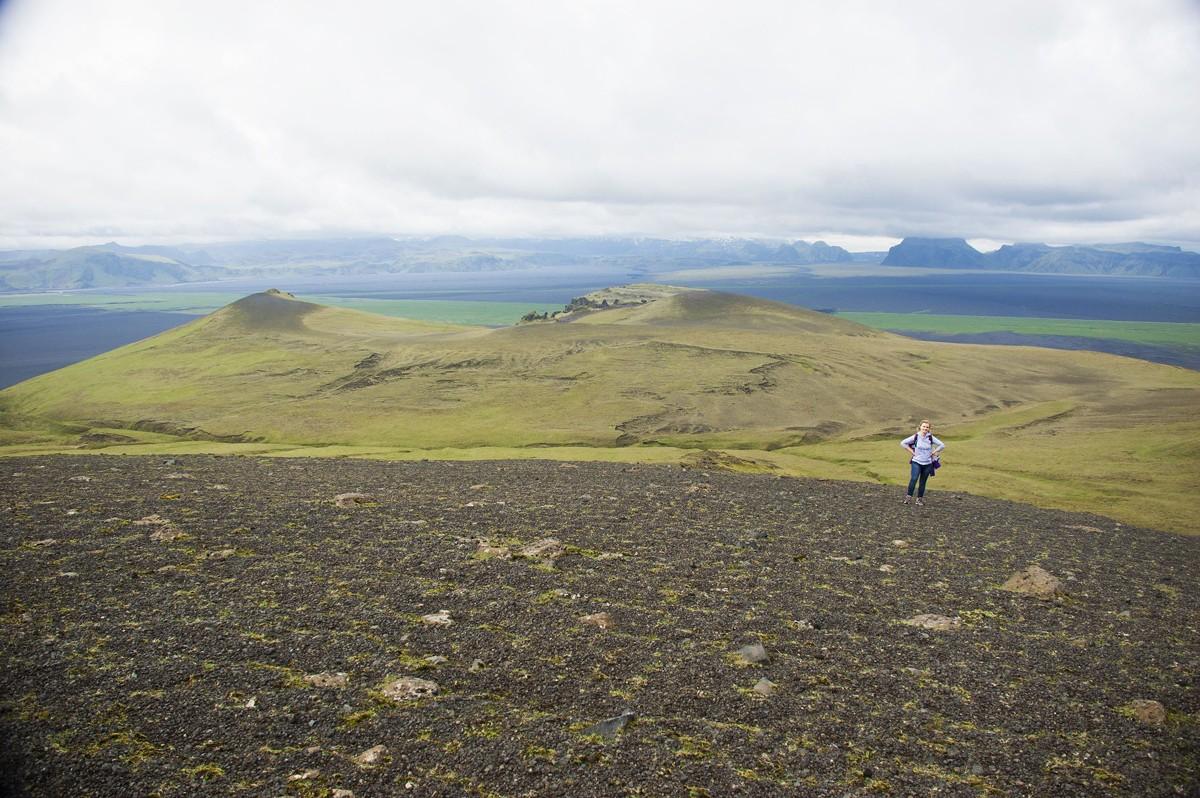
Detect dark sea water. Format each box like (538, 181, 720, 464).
(0, 307, 191, 389)
(2, 269, 1198, 388)
(676, 271, 1200, 322)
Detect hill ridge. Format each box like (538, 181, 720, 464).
(2, 286, 1198, 535)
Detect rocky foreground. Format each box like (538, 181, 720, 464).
(1, 455, 1197, 797)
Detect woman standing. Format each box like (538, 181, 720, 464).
(901, 419, 944, 506)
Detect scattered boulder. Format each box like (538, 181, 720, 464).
(68, 475, 93, 482)
(878, 564, 896, 573)
(1125, 699, 1166, 726)
(752, 678, 778, 697)
(579, 612, 613, 630)
(334, 492, 376, 508)
(28, 539, 58, 548)
(424, 655, 448, 667)
(333, 790, 355, 798)
(516, 538, 565, 561)
(289, 769, 320, 782)
(468, 659, 485, 673)
(352, 744, 389, 766)
(303, 672, 349, 688)
(421, 609, 453, 626)
(903, 614, 961, 631)
(200, 548, 236, 560)
(892, 539, 910, 549)
(735, 643, 769, 665)
(149, 526, 185, 542)
(134, 514, 186, 541)
(1000, 565, 1065, 600)
(582, 711, 636, 739)
(380, 676, 439, 702)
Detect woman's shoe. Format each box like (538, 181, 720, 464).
(903, 495, 911, 504)
(915, 498, 925, 506)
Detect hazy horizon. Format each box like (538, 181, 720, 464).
(7, 232, 1200, 259)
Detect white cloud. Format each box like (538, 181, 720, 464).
(1, 0, 1197, 249)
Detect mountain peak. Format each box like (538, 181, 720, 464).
(882, 237, 986, 268)
(217, 289, 318, 331)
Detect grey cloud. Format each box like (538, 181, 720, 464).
(0, 0, 1198, 250)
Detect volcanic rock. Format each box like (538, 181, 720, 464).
(303, 672, 349, 688)
(583, 711, 635, 739)
(1126, 699, 1166, 726)
(516, 537, 565, 561)
(735, 643, 769, 665)
(579, 612, 613, 630)
(903, 614, 961, 631)
(352, 744, 389, 766)
(1001, 565, 1065, 599)
(334, 492, 376, 508)
(380, 676, 439, 702)
(752, 678, 778, 697)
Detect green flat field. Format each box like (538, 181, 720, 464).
(0, 291, 558, 326)
(837, 311, 1200, 348)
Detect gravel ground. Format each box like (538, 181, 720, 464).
(1, 455, 1197, 797)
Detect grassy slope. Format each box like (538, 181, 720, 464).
(2, 289, 1198, 534)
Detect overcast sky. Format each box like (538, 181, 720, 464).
(1, 0, 1198, 252)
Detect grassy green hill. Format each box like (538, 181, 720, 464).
(2, 287, 1198, 534)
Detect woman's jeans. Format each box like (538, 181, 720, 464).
(908, 461, 934, 497)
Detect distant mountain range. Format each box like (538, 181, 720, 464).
(0, 236, 859, 291)
(0, 243, 220, 291)
(883, 237, 1200, 278)
(3, 234, 1196, 291)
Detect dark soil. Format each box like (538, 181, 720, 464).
(1, 455, 1197, 797)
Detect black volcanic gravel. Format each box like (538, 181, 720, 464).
(1, 455, 1197, 797)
